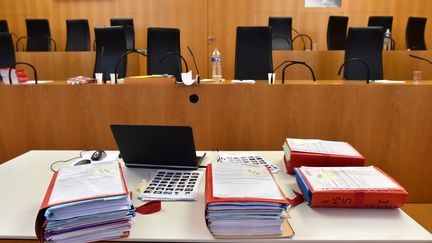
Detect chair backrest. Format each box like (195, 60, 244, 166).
(94, 26, 127, 81)
(0, 32, 15, 68)
(344, 27, 383, 80)
(406, 17, 427, 50)
(368, 16, 393, 33)
(268, 17, 293, 50)
(66, 19, 90, 51)
(25, 19, 52, 51)
(147, 28, 182, 81)
(327, 16, 349, 50)
(110, 18, 135, 50)
(235, 26, 273, 80)
(0, 20, 9, 32)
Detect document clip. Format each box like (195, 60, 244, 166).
(135, 200, 162, 215)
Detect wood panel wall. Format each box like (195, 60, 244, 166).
(0, 0, 208, 78)
(1, 0, 430, 79)
(208, 0, 432, 79)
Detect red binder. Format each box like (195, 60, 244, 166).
(283, 139, 365, 174)
(296, 166, 408, 208)
(205, 164, 295, 238)
(205, 163, 289, 205)
(35, 162, 130, 241)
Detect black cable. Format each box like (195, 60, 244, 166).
(50, 156, 80, 172)
(49, 151, 88, 173)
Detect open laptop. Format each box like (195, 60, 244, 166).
(110, 125, 203, 169)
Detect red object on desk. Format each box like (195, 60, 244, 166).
(283, 139, 365, 174)
(295, 166, 408, 208)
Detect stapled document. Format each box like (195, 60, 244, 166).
(212, 162, 283, 199)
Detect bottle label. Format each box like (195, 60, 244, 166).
(212, 57, 221, 63)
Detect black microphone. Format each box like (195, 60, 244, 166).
(100, 46, 106, 83)
(159, 52, 189, 82)
(8, 62, 38, 84)
(409, 54, 432, 65)
(337, 58, 370, 83)
(113, 50, 147, 84)
(187, 46, 200, 84)
(15, 36, 27, 51)
(273, 60, 306, 73)
(281, 62, 316, 83)
(292, 33, 313, 51)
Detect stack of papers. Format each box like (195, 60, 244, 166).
(205, 162, 293, 238)
(282, 138, 364, 174)
(295, 166, 408, 208)
(36, 161, 135, 242)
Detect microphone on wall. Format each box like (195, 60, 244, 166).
(187, 46, 200, 83)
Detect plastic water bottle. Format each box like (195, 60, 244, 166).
(384, 29, 392, 51)
(211, 48, 222, 82)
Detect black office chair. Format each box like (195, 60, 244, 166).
(147, 28, 182, 82)
(0, 19, 9, 32)
(327, 16, 349, 50)
(235, 26, 273, 80)
(268, 17, 293, 50)
(0, 32, 15, 69)
(343, 27, 383, 81)
(66, 19, 90, 51)
(19, 19, 56, 52)
(368, 16, 393, 32)
(406, 17, 427, 50)
(110, 18, 135, 51)
(94, 26, 128, 82)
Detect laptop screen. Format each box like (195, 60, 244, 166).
(110, 125, 198, 169)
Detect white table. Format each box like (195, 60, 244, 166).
(0, 151, 431, 242)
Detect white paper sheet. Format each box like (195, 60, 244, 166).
(212, 162, 284, 199)
(287, 138, 360, 156)
(299, 166, 402, 191)
(48, 161, 126, 205)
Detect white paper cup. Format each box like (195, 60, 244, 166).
(267, 73, 276, 84)
(95, 73, 103, 84)
(110, 73, 118, 84)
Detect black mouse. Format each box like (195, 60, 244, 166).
(74, 159, 91, 166)
(91, 150, 107, 161)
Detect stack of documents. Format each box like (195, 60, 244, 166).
(205, 162, 293, 238)
(295, 166, 408, 208)
(35, 161, 135, 242)
(283, 138, 365, 174)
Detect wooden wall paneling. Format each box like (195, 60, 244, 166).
(1, 82, 432, 202)
(0, 0, 208, 78)
(207, 0, 254, 81)
(1, 0, 431, 80)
